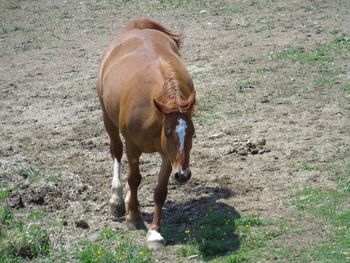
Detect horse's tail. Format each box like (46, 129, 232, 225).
(124, 19, 182, 48)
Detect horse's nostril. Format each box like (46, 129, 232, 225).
(187, 171, 192, 179)
(174, 172, 179, 180)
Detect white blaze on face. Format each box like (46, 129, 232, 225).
(175, 118, 187, 152)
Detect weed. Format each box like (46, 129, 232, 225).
(256, 66, 274, 73)
(45, 173, 61, 183)
(227, 64, 236, 73)
(302, 5, 313, 12)
(238, 82, 255, 92)
(159, 0, 193, 7)
(0, 205, 14, 225)
(299, 161, 316, 172)
(272, 46, 332, 63)
(314, 77, 332, 87)
(255, 20, 275, 33)
(100, 228, 118, 240)
(177, 244, 199, 257)
(289, 162, 350, 261)
(76, 243, 115, 263)
(243, 56, 256, 64)
(0, 206, 50, 261)
(342, 81, 350, 92)
(194, 212, 240, 258)
(10, 26, 25, 33)
(195, 94, 223, 124)
(215, 7, 242, 15)
(0, 188, 10, 201)
(242, 20, 251, 28)
(8, 3, 21, 10)
(17, 167, 39, 182)
(75, 229, 153, 263)
(27, 210, 46, 221)
(15, 36, 42, 52)
(59, 11, 73, 19)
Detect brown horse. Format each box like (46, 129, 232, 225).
(97, 19, 196, 248)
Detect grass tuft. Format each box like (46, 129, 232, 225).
(0, 205, 50, 261)
(75, 229, 153, 263)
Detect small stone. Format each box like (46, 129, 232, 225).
(260, 97, 269, 103)
(88, 232, 101, 242)
(75, 220, 89, 229)
(251, 148, 259, 155)
(208, 132, 224, 139)
(200, 10, 208, 14)
(238, 149, 248, 156)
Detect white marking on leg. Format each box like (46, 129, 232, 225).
(125, 189, 130, 212)
(146, 229, 164, 242)
(111, 159, 123, 200)
(175, 118, 187, 152)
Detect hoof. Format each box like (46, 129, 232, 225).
(109, 197, 126, 219)
(146, 230, 165, 250)
(126, 216, 146, 230)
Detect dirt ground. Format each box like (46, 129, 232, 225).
(1, 0, 349, 261)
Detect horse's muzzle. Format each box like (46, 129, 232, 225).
(173, 169, 191, 184)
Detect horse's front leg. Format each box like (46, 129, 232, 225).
(147, 156, 171, 249)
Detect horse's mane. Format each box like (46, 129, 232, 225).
(155, 59, 194, 114)
(124, 19, 182, 48)
(124, 19, 192, 114)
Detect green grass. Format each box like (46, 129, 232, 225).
(27, 210, 46, 221)
(195, 94, 223, 124)
(256, 66, 274, 73)
(0, 188, 10, 201)
(8, 3, 21, 10)
(271, 46, 333, 63)
(45, 173, 62, 183)
(342, 80, 350, 92)
(0, 205, 50, 261)
(162, 211, 278, 262)
(299, 161, 317, 172)
(237, 82, 255, 92)
(215, 7, 242, 15)
(17, 167, 39, 182)
(290, 162, 350, 261)
(15, 35, 43, 52)
(243, 56, 256, 64)
(255, 20, 275, 33)
(75, 229, 153, 263)
(270, 34, 350, 90)
(59, 11, 73, 19)
(169, 162, 349, 262)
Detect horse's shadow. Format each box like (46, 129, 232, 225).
(142, 185, 241, 259)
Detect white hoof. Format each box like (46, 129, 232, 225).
(146, 230, 165, 250)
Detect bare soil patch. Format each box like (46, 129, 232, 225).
(1, 0, 349, 261)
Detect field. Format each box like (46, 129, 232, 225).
(1, 0, 349, 262)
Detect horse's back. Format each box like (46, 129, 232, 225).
(97, 28, 179, 130)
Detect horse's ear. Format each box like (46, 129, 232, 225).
(188, 91, 196, 110)
(154, 99, 166, 114)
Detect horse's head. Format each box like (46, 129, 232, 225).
(154, 91, 196, 184)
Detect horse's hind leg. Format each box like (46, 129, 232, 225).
(102, 110, 126, 219)
(124, 141, 145, 229)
